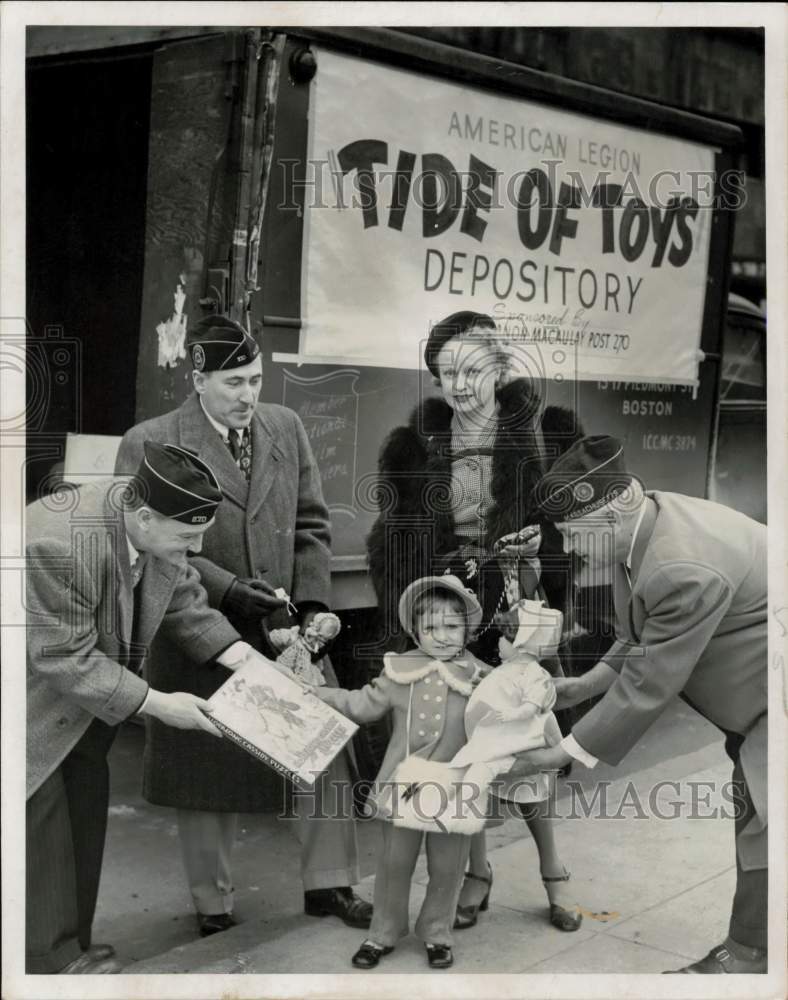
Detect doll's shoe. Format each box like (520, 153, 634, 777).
(453, 862, 493, 930)
(425, 943, 454, 968)
(542, 868, 582, 932)
(351, 940, 394, 969)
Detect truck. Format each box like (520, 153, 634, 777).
(27, 26, 754, 721)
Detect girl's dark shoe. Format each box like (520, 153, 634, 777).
(453, 861, 493, 930)
(425, 943, 454, 969)
(542, 868, 582, 931)
(351, 940, 394, 969)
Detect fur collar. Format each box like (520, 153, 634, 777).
(383, 650, 485, 696)
(410, 378, 542, 440)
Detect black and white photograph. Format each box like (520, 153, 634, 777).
(1, 3, 786, 998)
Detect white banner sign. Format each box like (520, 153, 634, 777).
(301, 48, 716, 385)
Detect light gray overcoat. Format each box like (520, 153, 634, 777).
(26, 479, 240, 798)
(572, 492, 767, 869)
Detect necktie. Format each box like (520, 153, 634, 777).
(228, 428, 251, 482)
(130, 555, 146, 588)
(129, 556, 147, 674)
(228, 429, 242, 461)
(613, 562, 634, 642)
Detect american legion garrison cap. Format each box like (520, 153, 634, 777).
(531, 435, 633, 522)
(136, 441, 223, 524)
(187, 315, 260, 372)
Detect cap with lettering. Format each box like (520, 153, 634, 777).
(187, 315, 260, 373)
(531, 435, 633, 522)
(136, 441, 223, 524)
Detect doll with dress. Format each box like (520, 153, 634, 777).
(449, 598, 564, 812)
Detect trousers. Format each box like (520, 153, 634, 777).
(26, 718, 118, 972)
(368, 823, 470, 948)
(725, 734, 767, 950)
(177, 746, 360, 914)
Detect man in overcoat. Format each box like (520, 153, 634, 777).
(26, 442, 248, 974)
(511, 436, 768, 975)
(115, 316, 370, 936)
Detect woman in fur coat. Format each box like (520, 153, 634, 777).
(367, 310, 585, 933)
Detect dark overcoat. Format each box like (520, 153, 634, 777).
(366, 378, 584, 659)
(115, 393, 332, 812)
(26, 479, 240, 798)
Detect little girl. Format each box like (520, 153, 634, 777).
(311, 574, 487, 971)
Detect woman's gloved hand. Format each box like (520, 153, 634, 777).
(493, 524, 542, 559)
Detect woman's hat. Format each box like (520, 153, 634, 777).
(531, 435, 633, 522)
(423, 310, 496, 378)
(399, 574, 484, 637)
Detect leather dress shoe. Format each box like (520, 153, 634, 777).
(61, 950, 123, 974)
(425, 943, 453, 969)
(197, 912, 237, 937)
(305, 887, 373, 928)
(665, 942, 767, 974)
(351, 940, 394, 969)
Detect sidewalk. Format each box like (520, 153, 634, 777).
(102, 699, 740, 975)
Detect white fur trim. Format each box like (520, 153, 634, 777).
(386, 755, 490, 835)
(382, 657, 476, 696)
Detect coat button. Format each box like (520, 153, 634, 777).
(435, 679, 444, 686)
(423, 694, 430, 701)
(57, 717, 68, 727)
(435, 696, 443, 703)
(434, 714, 441, 720)
(418, 729, 426, 737)
(432, 731, 440, 738)
(424, 677, 431, 684)
(419, 713, 426, 719)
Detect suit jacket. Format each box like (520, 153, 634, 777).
(114, 393, 333, 812)
(26, 480, 240, 798)
(571, 492, 767, 866)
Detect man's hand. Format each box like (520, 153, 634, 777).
(506, 744, 571, 778)
(140, 690, 221, 737)
(553, 676, 589, 710)
(554, 662, 619, 709)
(222, 577, 288, 621)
